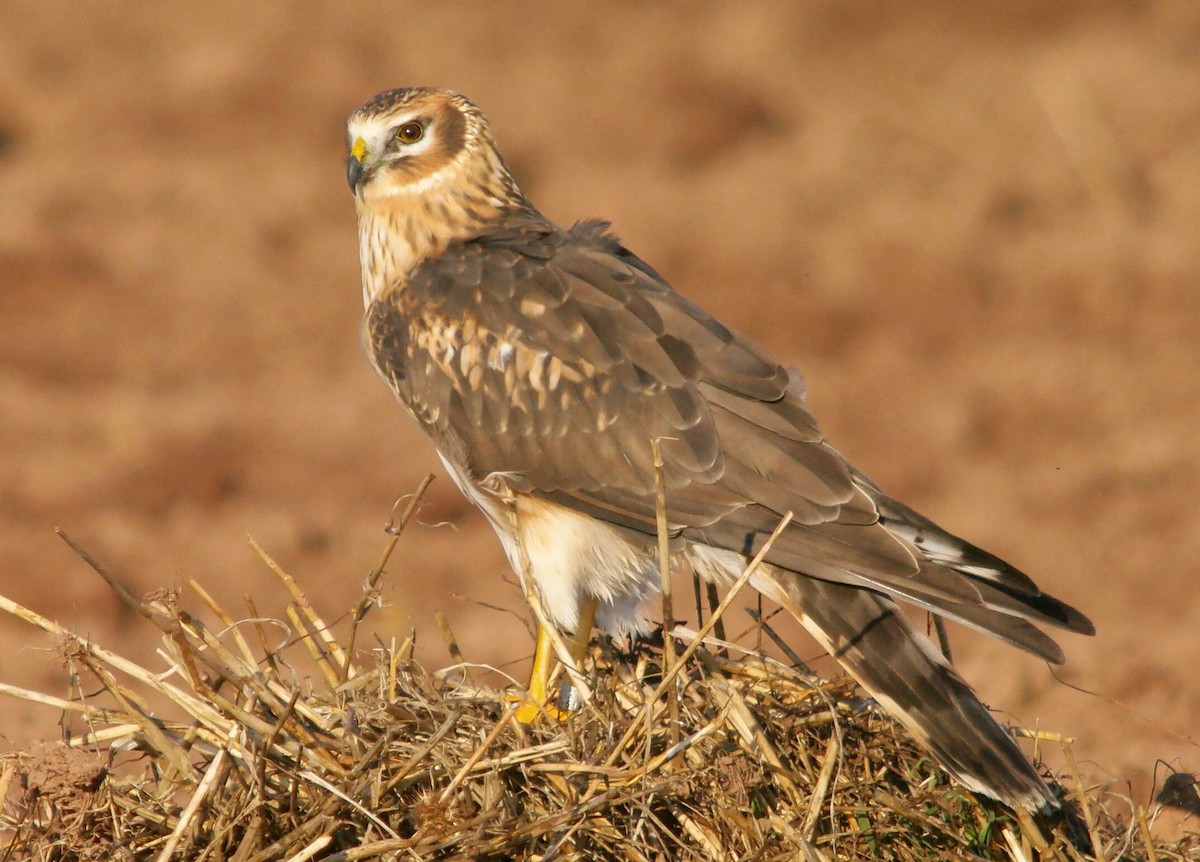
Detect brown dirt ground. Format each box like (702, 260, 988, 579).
(1, 0, 1197, 825)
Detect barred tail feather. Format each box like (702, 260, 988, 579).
(752, 565, 1058, 811)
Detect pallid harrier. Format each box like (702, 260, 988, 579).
(346, 87, 1093, 811)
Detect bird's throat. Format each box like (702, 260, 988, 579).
(356, 184, 516, 307)
(356, 201, 441, 307)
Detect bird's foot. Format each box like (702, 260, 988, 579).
(511, 681, 580, 724)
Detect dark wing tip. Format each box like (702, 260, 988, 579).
(986, 579, 1096, 637)
(1057, 600, 1096, 637)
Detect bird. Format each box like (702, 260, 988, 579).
(345, 86, 1094, 812)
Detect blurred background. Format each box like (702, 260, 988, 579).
(1, 1, 1197, 813)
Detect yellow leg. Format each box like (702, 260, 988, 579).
(526, 625, 556, 706)
(515, 596, 598, 723)
(570, 596, 597, 666)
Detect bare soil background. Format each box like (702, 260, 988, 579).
(1, 0, 1196, 816)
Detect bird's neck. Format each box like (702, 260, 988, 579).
(356, 159, 533, 308)
(357, 198, 443, 308)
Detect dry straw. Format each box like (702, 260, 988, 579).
(1, 485, 1196, 860)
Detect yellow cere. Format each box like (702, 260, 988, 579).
(351, 137, 368, 162)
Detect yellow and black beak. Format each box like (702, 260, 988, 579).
(347, 137, 369, 192)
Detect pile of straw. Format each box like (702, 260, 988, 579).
(1, 513, 1196, 860)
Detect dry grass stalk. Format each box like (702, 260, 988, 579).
(652, 438, 681, 748)
(0, 525, 1196, 861)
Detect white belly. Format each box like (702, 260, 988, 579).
(435, 452, 662, 636)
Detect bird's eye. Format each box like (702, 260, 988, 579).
(396, 122, 424, 144)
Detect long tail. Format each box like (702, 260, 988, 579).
(753, 565, 1058, 811)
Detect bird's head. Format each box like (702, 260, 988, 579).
(346, 87, 522, 210)
(346, 88, 542, 305)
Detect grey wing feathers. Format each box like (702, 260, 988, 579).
(364, 218, 1092, 662)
